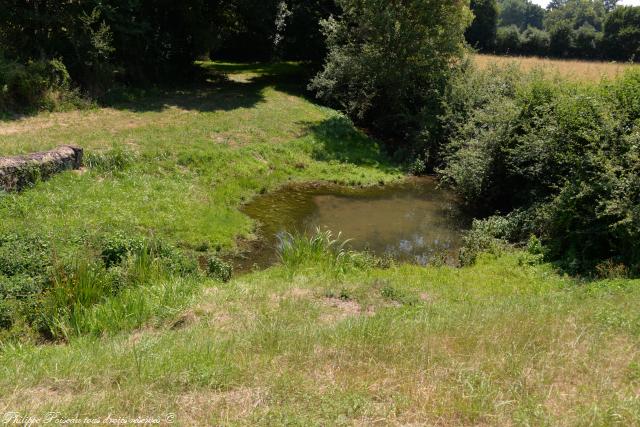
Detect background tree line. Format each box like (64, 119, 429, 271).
(0, 0, 335, 110)
(467, 0, 640, 60)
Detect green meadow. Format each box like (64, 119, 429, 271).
(1, 63, 639, 425)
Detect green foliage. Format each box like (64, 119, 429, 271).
(467, 0, 499, 50)
(0, 227, 207, 340)
(309, 0, 472, 152)
(549, 21, 576, 56)
(206, 255, 233, 282)
(495, 25, 523, 53)
(439, 64, 640, 274)
(602, 6, 640, 60)
(0, 232, 52, 295)
(545, 0, 607, 32)
(488, 2, 640, 61)
(498, 0, 545, 30)
(0, 57, 82, 113)
(458, 217, 509, 266)
(99, 232, 146, 268)
(521, 26, 551, 55)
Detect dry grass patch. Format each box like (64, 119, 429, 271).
(475, 54, 640, 82)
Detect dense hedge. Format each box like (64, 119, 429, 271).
(438, 62, 640, 275)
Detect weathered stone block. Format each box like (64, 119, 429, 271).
(0, 145, 83, 192)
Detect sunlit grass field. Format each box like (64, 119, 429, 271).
(1, 63, 639, 425)
(0, 63, 400, 251)
(475, 53, 640, 82)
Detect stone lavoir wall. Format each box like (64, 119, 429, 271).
(0, 145, 83, 192)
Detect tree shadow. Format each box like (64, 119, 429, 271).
(102, 61, 315, 114)
(303, 116, 401, 173)
(0, 61, 315, 122)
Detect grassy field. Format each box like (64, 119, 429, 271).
(1, 63, 640, 425)
(0, 63, 400, 251)
(475, 54, 640, 82)
(1, 250, 639, 425)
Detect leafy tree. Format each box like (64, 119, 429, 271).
(545, 0, 607, 31)
(280, 0, 339, 62)
(549, 22, 575, 56)
(603, 6, 640, 61)
(0, 0, 233, 87)
(573, 23, 599, 57)
(495, 25, 522, 53)
(467, 0, 499, 50)
(521, 26, 551, 56)
(498, 0, 545, 30)
(309, 0, 472, 151)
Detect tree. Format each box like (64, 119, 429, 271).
(495, 25, 522, 53)
(498, 0, 545, 30)
(521, 26, 551, 55)
(544, 0, 607, 31)
(573, 23, 599, 57)
(467, 0, 499, 50)
(603, 6, 640, 61)
(0, 0, 234, 87)
(549, 21, 575, 56)
(309, 0, 472, 151)
(280, 0, 339, 62)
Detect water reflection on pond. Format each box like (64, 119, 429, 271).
(237, 177, 468, 270)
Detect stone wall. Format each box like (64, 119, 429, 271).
(0, 145, 83, 192)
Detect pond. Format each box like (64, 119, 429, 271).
(235, 177, 468, 271)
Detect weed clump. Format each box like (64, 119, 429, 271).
(0, 229, 210, 342)
(278, 228, 381, 276)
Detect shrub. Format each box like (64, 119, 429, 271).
(495, 25, 522, 54)
(439, 64, 640, 275)
(0, 232, 52, 299)
(206, 255, 232, 282)
(99, 231, 146, 268)
(520, 26, 551, 56)
(458, 217, 510, 266)
(0, 57, 82, 113)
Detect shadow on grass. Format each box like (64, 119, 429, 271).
(304, 116, 400, 173)
(101, 61, 315, 114)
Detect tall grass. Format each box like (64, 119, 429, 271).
(475, 53, 640, 82)
(278, 228, 378, 277)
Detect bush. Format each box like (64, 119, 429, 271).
(0, 232, 52, 297)
(458, 217, 510, 266)
(206, 255, 232, 282)
(439, 64, 640, 275)
(520, 27, 550, 56)
(0, 57, 82, 113)
(495, 25, 522, 54)
(99, 232, 146, 268)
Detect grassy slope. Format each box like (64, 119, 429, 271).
(1, 254, 639, 425)
(1, 63, 639, 425)
(0, 62, 400, 251)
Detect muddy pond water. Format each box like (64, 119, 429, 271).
(235, 177, 468, 271)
